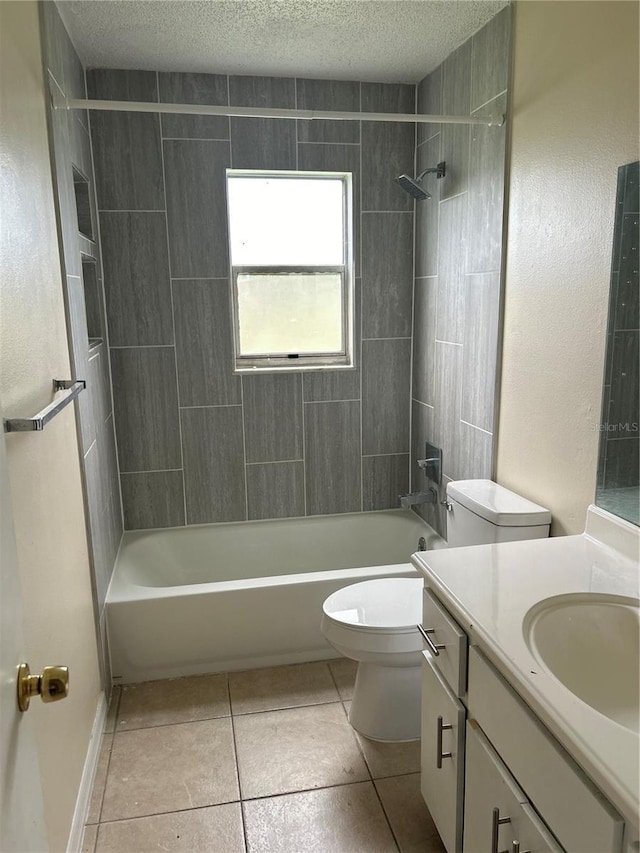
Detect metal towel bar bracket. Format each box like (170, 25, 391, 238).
(3, 380, 86, 433)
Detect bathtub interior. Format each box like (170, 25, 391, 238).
(107, 510, 445, 682)
(118, 509, 443, 587)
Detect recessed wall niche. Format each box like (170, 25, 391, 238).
(73, 167, 94, 240)
(82, 258, 103, 347)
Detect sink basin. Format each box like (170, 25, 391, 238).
(524, 594, 640, 732)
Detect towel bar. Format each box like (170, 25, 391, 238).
(3, 380, 86, 433)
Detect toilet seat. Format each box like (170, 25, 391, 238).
(320, 577, 425, 741)
(322, 577, 423, 633)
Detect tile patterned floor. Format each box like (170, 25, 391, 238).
(82, 659, 445, 853)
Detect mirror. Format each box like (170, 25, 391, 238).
(596, 161, 639, 526)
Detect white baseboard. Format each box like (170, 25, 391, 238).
(66, 691, 107, 853)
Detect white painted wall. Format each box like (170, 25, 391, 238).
(0, 2, 102, 849)
(496, 0, 639, 535)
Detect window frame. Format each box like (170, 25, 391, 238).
(226, 169, 355, 374)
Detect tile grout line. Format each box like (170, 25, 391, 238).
(227, 105, 250, 524)
(408, 99, 418, 502)
(294, 80, 309, 520)
(359, 84, 364, 513)
(239, 378, 250, 522)
(157, 70, 188, 528)
(371, 779, 403, 853)
(300, 372, 308, 517)
(224, 673, 250, 851)
(90, 671, 425, 845)
(304, 397, 359, 405)
(162, 137, 230, 143)
(92, 689, 120, 828)
(110, 698, 349, 735)
(92, 767, 423, 827)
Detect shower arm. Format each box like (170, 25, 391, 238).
(416, 162, 446, 181)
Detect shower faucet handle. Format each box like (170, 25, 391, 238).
(417, 458, 439, 468)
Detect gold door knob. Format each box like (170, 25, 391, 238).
(17, 663, 69, 712)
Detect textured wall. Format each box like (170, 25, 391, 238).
(89, 70, 416, 529)
(0, 3, 101, 848)
(496, 1, 640, 535)
(40, 1, 122, 685)
(410, 7, 511, 537)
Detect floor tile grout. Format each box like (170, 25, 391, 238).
(225, 675, 249, 852)
(371, 777, 403, 853)
(93, 774, 422, 825)
(111, 697, 350, 735)
(112, 712, 233, 733)
(94, 797, 242, 825)
(230, 696, 342, 717)
(86, 663, 433, 852)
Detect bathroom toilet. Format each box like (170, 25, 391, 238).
(321, 479, 551, 742)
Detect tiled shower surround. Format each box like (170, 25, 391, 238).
(88, 69, 417, 529)
(411, 7, 511, 536)
(40, 2, 122, 686)
(78, 8, 510, 535)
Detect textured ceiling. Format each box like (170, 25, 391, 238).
(57, 0, 508, 84)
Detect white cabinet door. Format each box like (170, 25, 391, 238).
(421, 652, 466, 853)
(463, 720, 564, 853)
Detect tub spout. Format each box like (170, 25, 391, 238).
(399, 487, 438, 509)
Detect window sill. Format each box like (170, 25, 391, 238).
(234, 361, 356, 375)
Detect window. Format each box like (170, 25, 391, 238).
(226, 170, 354, 372)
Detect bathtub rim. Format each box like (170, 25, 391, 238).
(107, 508, 445, 604)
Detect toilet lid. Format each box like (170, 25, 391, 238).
(322, 577, 423, 631)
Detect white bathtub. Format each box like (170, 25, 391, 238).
(106, 509, 444, 683)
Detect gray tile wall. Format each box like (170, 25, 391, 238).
(40, 3, 123, 690)
(411, 7, 511, 537)
(88, 69, 415, 529)
(598, 161, 639, 505)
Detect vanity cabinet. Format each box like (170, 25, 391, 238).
(468, 646, 623, 853)
(421, 652, 465, 853)
(464, 719, 562, 852)
(420, 587, 626, 853)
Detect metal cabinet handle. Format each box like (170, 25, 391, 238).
(511, 841, 530, 853)
(491, 807, 511, 853)
(436, 714, 453, 768)
(417, 624, 445, 657)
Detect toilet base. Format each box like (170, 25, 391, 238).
(348, 661, 422, 742)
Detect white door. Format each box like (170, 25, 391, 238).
(0, 417, 48, 852)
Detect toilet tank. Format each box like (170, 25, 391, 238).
(446, 480, 551, 547)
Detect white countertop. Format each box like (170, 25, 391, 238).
(411, 506, 640, 829)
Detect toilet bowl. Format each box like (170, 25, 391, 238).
(320, 480, 552, 744)
(321, 577, 424, 742)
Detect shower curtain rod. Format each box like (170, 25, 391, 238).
(53, 95, 505, 127)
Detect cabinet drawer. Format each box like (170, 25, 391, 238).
(421, 653, 466, 853)
(464, 720, 563, 853)
(422, 588, 468, 698)
(468, 646, 624, 853)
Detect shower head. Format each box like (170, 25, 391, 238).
(395, 174, 431, 200)
(395, 161, 446, 201)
